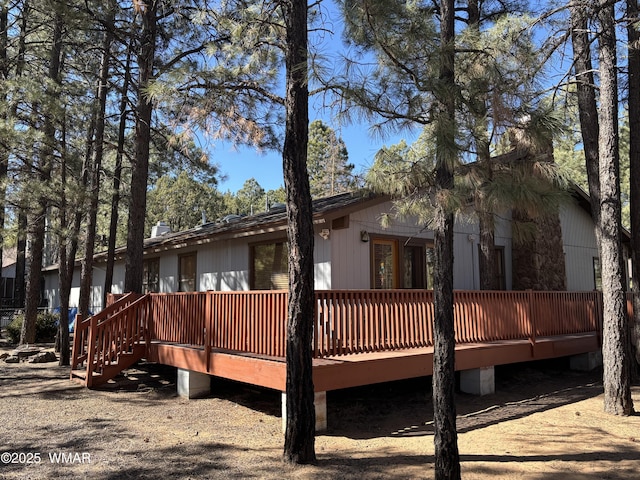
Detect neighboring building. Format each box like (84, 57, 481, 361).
(1, 247, 16, 307)
(41, 187, 615, 313)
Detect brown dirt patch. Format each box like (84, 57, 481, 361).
(1, 339, 639, 479)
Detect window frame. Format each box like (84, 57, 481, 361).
(249, 238, 289, 290)
(178, 253, 197, 292)
(495, 246, 506, 290)
(593, 257, 602, 291)
(369, 235, 432, 289)
(142, 258, 160, 294)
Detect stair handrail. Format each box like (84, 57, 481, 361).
(84, 293, 151, 387)
(70, 292, 141, 374)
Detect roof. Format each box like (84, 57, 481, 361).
(2, 247, 16, 269)
(93, 190, 385, 262)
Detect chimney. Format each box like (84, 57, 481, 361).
(151, 221, 171, 238)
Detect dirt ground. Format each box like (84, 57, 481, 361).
(1, 338, 639, 480)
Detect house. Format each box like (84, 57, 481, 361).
(54, 188, 621, 431)
(42, 188, 614, 313)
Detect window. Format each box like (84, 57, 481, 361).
(251, 241, 289, 290)
(403, 245, 426, 289)
(593, 257, 602, 291)
(179, 254, 197, 292)
(373, 239, 398, 288)
(371, 237, 432, 289)
(142, 258, 160, 293)
(476, 246, 506, 290)
(425, 247, 435, 290)
(495, 247, 506, 290)
(0, 277, 14, 299)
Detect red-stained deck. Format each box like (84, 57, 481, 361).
(71, 290, 609, 390)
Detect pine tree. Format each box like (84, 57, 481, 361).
(281, 0, 316, 464)
(627, 0, 640, 374)
(21, 2, 65, 344)
(150, 1, 318, 461)
(146, 171, 225, 231)
(227, 178, 266, 216)
(307, 119, 354, 197)
(124, 0, 157, 294)
(338, 1, 569, 475)
(78, 2, 116, 319)
(569, 0, 634, 415)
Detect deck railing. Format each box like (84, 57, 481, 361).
(150, 293, 208, 346)
(73, 289, 621, 386)
(313, 290, 601, 357)
(143, 289, 604, 359)
(148, 291, 289, 357)
(210, 291, 288, 356)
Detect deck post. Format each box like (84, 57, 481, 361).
(177, 368, 211, 399)
(569, 351, 603, 371)
(281, 391, 327, 432)
(460, 366, 495, 396)
(205, 292, 212, 372)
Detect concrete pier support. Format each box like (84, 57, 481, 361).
(177, 368, 211, 399)
(570, 351, 603, 371)
(460, 366, 495, 396)
(281, 391, 327, 432)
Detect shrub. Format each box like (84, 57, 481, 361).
(5, 311, 60, 344)
(5, 318, 21, 344)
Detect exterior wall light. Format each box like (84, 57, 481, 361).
(360, 230, 369, 243)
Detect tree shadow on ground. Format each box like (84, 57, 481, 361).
(312, 445, 640, 480)
(88, 358, 609, 440)
(324, 359, 605, 440)
(94, 361, 178, 395)
(95, 361, 283, 415)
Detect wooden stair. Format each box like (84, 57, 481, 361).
(70, 293, 151, 388)
(71, 343, 146, 387)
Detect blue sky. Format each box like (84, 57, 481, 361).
(213, 1, 416, 194)
(214, 124, 413, 194)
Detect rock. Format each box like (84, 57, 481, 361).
(5, 355, 19, 363)
(29, 351, 57, 363)
(12, 346, 41, 360)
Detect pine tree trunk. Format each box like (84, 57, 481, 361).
(57, 229, 71, 364)
(282, 0, 316, 465)
(432, 0, 461, 478)
(57, 136, 82, 365)
(596, 0, 634, 415)
(0, 5, 9, 279)
(21, 10, 63, 344)
(478, 210, 497, 290)
(14, 212, 26, 307)
(57, 221, 80, 366)
(11, 2, 29, 309)
(626, 0, 640, 377)
(125, 1, 157, 294)
(21, 212, 45, 344)
(569, 1, 600, 224)
(79, 11, 114, 315)
(104, 38, 132, 306)
(56, 128, 70, 362)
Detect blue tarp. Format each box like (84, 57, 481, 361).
(53, 307, 91, 332)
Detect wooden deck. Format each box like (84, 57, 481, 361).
(71, 290, 608, 391)
(144, 332, 599, 392)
